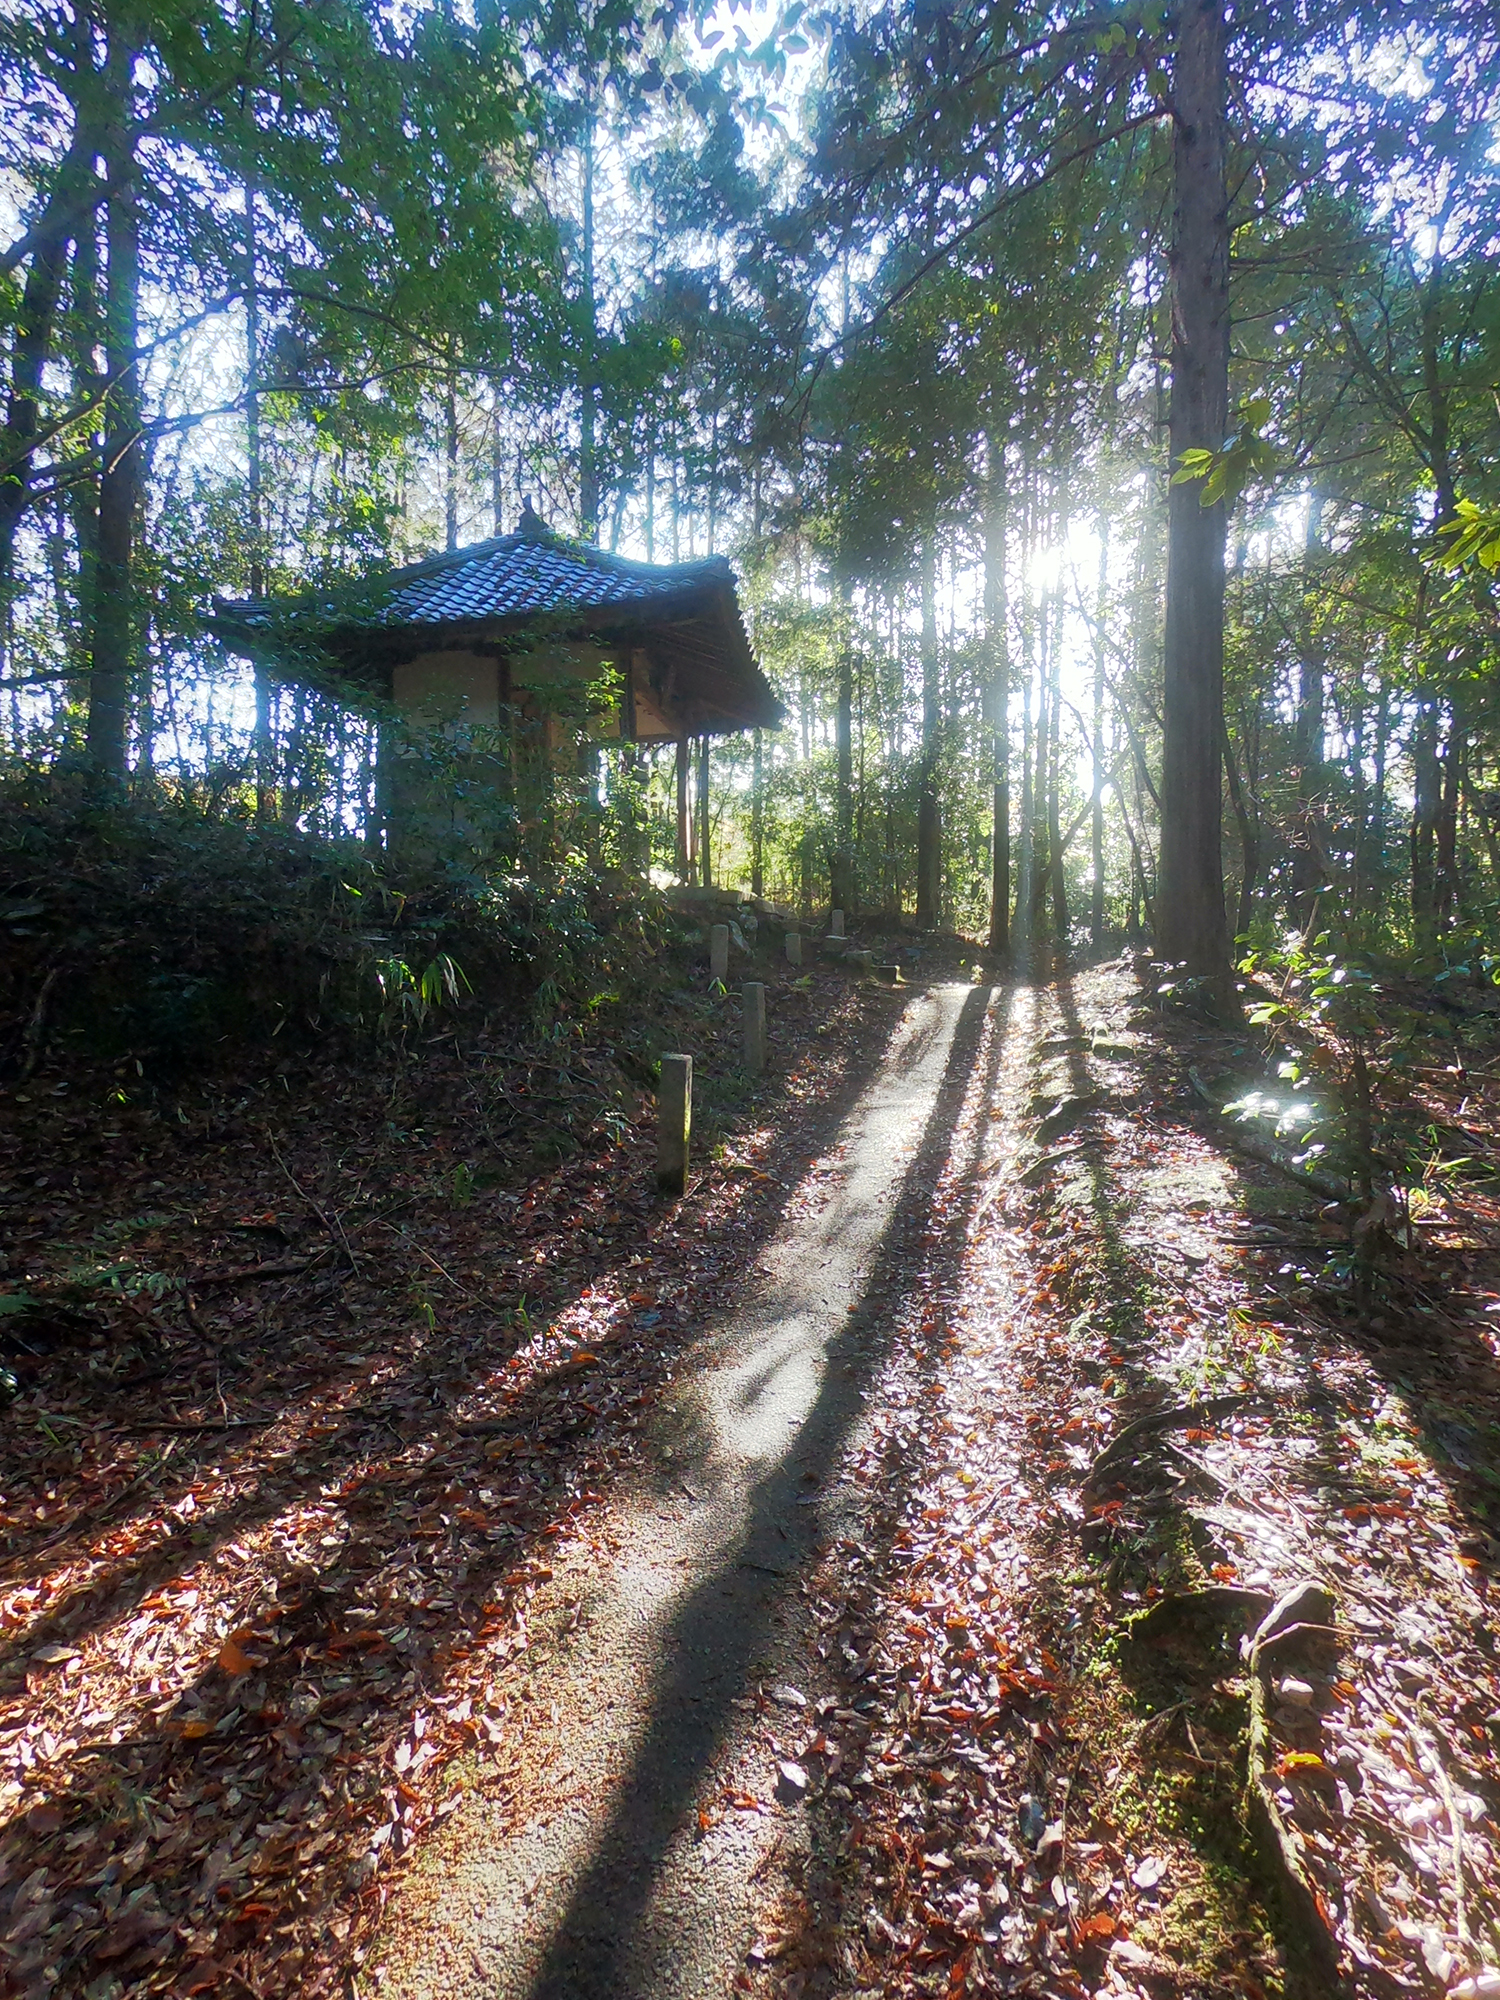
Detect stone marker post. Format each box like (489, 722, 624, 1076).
(657, 1054, 692, 1196)
(830, 908, 845, 938)
(709, 923, 730, 982)
(743, 982, 767, 1073)
(785, 930, 802, 967)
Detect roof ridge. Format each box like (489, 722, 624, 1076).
(372, 528, 732, 593)
(213, 531, 740, 635)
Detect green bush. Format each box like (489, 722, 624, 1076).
(0, 766, 677, 1074)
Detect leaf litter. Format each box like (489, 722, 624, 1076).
(6, 954, 1499, 2000)
(743, 965, 1500, 2000)
(0, 961, 888, 1998)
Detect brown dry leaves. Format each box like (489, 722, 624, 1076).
(0, 967, 882, 1998)
(755, 967, 1500, 2000)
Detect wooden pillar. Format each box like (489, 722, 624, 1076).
(697, 733, 712, 889)
(675, 735, 690, 881)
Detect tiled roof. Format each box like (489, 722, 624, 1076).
(378, 523, 732, 626)
(215, 506, 736, 635)
(209, 504, 783, 734)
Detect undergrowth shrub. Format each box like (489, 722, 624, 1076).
(0, 768, 678, 1075)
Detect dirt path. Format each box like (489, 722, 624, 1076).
(7, 952, 1488, 1997)
(6, 951, 1491, 1998)
(374, 981, 995, 1998)
(375, 961, 1500, 2000)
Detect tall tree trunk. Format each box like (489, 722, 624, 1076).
(986, 439, 1010, 958)
(751, 727, 764, 897)
(0, 132, 93, 645)
(675, 734, 690, 880)
(797, 633, 812, 919)
(1463, 765, 1500, 894)
(832, 581, 854, 913)
(85, 53, 139, 781)
(1223, 716, 1258, 942)
(697, 733, 711, 889)
(1157, 0, 1231, 1002)
(69, 209, 103, 692)
(1435, 716, 1461, 929)
(1091, 522, 1108, 949)
(916, 541, 941, 929)
(1030, 572, 1053, 946)
(490, 391, 505, 535)
(577, 102, 598, 541)
(1013, 505, 1036, 966)
(1046, 581, 1069, 954)
(1372, 674, 1389, 875)
(245, 175, 275, 819)
(1410, 698, 1440, 945)
(1291, 494, 1325, 926)
(444, 374, 460, 552)
(1420, 257, 1458, 525)
(1345, 674, 1366, 919)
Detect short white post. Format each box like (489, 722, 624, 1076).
(657, 1054, 692, 1196)
(709, 922, 729, 982)
(785, 930, 802, 967)
(742, 982, 767, 1073)
(829, 908, 845, 939)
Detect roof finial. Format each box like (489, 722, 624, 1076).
(517, 497, 547, 539)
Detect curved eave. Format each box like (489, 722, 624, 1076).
(209, 579, 784, 736)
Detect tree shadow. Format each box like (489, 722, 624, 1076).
(1047, 969, 1500, 1996)
(0, 976, 915, 1997)
(1043, 976, 1296, 1967)
(520, 981, 1011, 1999)
(0, 971, 883, 1673)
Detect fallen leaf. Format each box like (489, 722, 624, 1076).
(1131, 1853, 1167, 1891)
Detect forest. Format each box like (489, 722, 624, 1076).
(0, 0, 1493, 990)
(2, 2, 1500, 1999)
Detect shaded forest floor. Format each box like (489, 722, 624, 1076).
(2, 947, 1499, 1999)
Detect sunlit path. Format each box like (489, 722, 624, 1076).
(375, 982, 990, 1999)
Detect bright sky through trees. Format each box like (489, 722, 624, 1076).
(0, 0, 1495, 970)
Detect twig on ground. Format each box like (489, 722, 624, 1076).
(113, 1417, 274, 1434)
(19, 964, 61, 1080)
(190, 1254, 320, 1285)
(268, 1130, 360, 1272)
(1087, 1392, 1257, 1486)
(387, 1228, 488, 1306)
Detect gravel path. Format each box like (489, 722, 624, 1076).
(375, 980, 991, 2000)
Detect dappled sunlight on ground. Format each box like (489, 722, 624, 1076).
(0, 968, 907, 1998)
(377, 983, 990, 1999)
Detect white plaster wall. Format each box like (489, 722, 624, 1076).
(392, 651, 500, 728)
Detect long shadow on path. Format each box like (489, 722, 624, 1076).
(0, 975, 915, 1998)
(520, 982, 1005, 2000)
